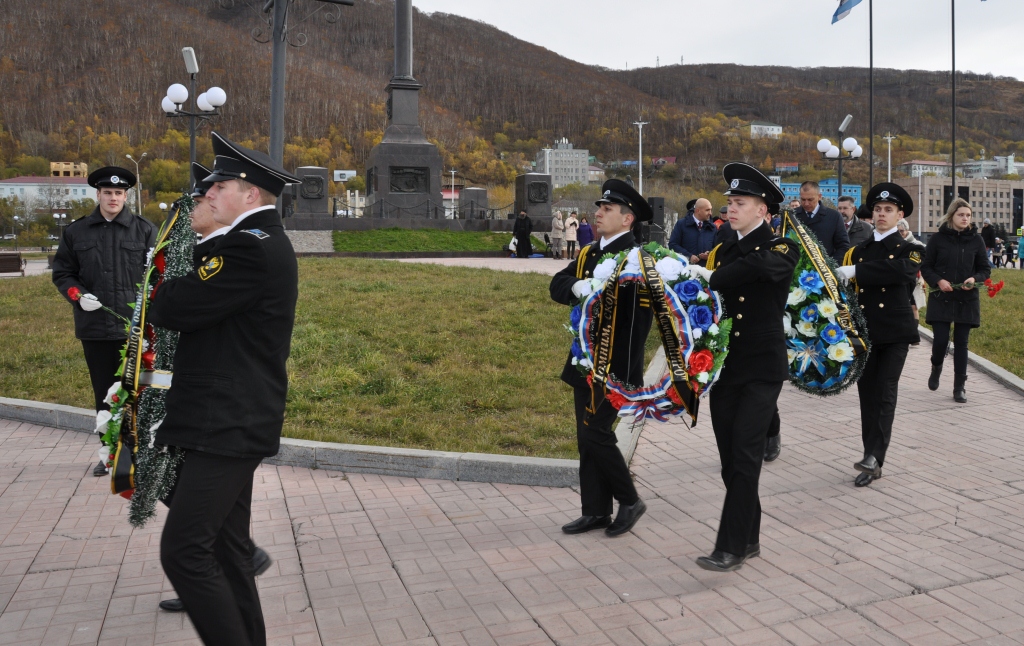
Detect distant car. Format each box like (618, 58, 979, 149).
(2, 234, 15, 240)
(46, 234, 59, 241)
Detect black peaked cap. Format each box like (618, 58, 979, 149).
(865, 182, 914, 217)
(203, 131, 300, 197)
(722, 162, 785, 204)
(686, 198, 697, 211)
(191, 162, 213, 198)
(594, 179, 653, 222)
(88, 166, 136, 190)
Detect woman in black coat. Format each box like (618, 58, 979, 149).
(920, 197, 990, 403)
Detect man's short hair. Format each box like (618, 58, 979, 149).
(237, 179, 277, 206)
(617, 203, 635, 220)
(800, 181, 820, 193)
(838, 196, 856, 205)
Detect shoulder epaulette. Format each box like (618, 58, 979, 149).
(241, 229, 269, 240)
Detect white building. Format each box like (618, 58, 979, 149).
(0, 176, 97, 209)
(536, 138, 590, 189)
(587, 166, 606, 185)
(750, 121, 783, 139)
(898, 160, 951, 178)
(959, 154, 1018, 179)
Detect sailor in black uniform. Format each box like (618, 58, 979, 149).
(836, 183, 921, 487)
(550, 179, 653, 538)
(691, 163, 799, 572)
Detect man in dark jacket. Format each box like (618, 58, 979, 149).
(148, 133, 299, 646)
(668, 198, 718, 262)
(513, 210, 533, 257)
(692, 164, 799, 572)
(795, 181, 850, 262)
(550, 179, 653, 539)
(837, 183, 922, 487)
(52, 167, 156, 476)
(838, 196, 872, 246)
(980, 219, 996, 262)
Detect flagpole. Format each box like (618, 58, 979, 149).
(868, 0, 874, 189)
(951, 0, 957, 197)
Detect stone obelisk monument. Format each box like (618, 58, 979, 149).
(364, 0, 444, 218)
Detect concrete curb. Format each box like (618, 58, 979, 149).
(918, 325, 1024, 398)
(0, 351, 667, 489)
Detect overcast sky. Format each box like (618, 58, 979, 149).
(413, 0, 1023, 80)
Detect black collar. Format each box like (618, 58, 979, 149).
(737, 221, 773, 253)
(86, 206, 134, 227)
(598, 231, 636, 256)
(231, 207, 283, 232)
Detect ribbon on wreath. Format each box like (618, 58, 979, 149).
(110, 201, 183, 495)
(781, 212, 868, 357)
(586, 249, 700, 427)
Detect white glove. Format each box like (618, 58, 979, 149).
(835, 266, 856, 284)
(79, 294, 103, 311)
(687, 265, 714, 282)
(571, 280, 593, 299)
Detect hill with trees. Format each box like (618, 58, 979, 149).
(1, 0, 1022, 223)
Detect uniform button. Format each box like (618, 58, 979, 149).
(738, 296, 745, 302)
(859, 258, 863, 261)
(879, 303, 885, 308)
(733, 331, 740, 337)
(737, 313, 743, 319)
(859, 288, 864, 293)
(716, 262, 720, 268)
(889, 254, 895, 259)
(860, 304, 865, 309)
(881, 287, 886, 292)
(755, 246, 760, 251)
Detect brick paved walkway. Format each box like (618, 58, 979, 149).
(3, 342, 1024, 645)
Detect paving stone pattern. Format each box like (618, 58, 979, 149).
(3, 342, 1024, 645)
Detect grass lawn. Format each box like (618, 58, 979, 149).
(0, 258, 587, 458)
(921, 268, 1024, 379)
(332, 227, 547, 253)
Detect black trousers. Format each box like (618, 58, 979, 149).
(574, 387, 639, 517)
(930, 321, 971, 377)
(81, 339, 124, 411)
(161, 451, 265, 646)
(856, 343, 909, 467)
(566, 240, 577, 257)
(709, 379, 784, 556)
(767, 408, 780, 439)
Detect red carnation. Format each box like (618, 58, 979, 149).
(142, 350, 156, 370)
(606, 390, 628, 410)
(67, 286, 81, 301)
(667, 385, 684, 405)
(987, 280, 1005, 298)
(111, 394, 119, 404)
(687, 349, 715, 376)
(154, 252, 166, 274)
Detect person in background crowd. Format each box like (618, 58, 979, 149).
(837, 183, 921, 488)
(577, 214, 594, 248)
(896, 219, 924, 247)
(839, 196, 872, 246)
(794, 181, 850, 262)
(550, 211, 566, 260)
(51, 167, 157, 477)
(513, 210, 533, 258)
(564, 211, 579, 259)
(1004, 239, 1016, 269)
(895, 218, 926, 331)
(980, 219, 996, 264)
(787, 199, 801, 214)
(920, 197, 990, 404)
(668, 197, 717, 263)
(993, 238, 1004, 268)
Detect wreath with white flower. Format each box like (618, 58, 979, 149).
(567, 243, 732, 424)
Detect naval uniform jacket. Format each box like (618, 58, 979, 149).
(706, 221, 799, 384)
(550, 232, 653, 393)
(843, 231, 921, 345)
(148, 207, 299, 459)
(52, 206, 157, 340)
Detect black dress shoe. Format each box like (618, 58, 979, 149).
(562, 515, 612, 534)
(696, 550, 745, 572)
(159, 598, 185, 612)
(253, 546, 272, 576)
(764, 435, 781, 462)
(92, 460, 108, 477)
(605, 499, 647, 537)
(745, 543, 760, 559)
(854, 455, 881, 477)
(855, 471, 880, 487)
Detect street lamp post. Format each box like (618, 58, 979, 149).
(125, 152, 147, 215)
(815, 115, 863, 202)
(449, 168, 457, 219)
(52, 213, 67, 241)
(161, 47, 227, 190)
(882, 133, 898, 182)
(633, 120, 649, 196)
